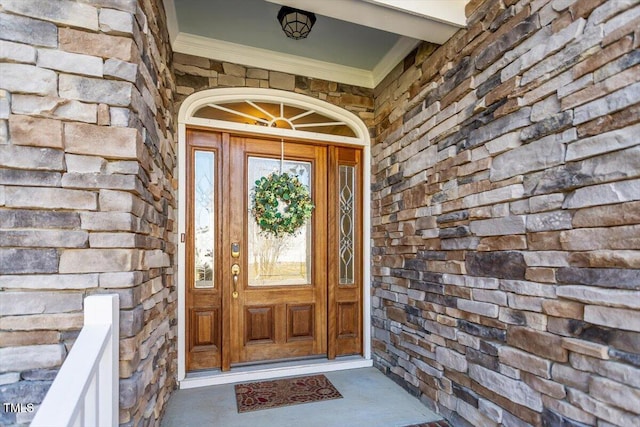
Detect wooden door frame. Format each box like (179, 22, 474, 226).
(177, 88, 372, 386)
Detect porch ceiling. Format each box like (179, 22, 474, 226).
(164, 0, 468, 88)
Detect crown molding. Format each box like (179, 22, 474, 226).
(163, 0, 179, 44)
(173, 32, 375, 88)
(372, 37, 421, 88)
(362, 0, 467, 27)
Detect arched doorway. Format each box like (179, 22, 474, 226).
(177, 88, 372, 386)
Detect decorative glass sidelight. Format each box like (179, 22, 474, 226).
(194, 151, 215, 288)
(339, 165, 355, 285)
(247, 157, 312, 286)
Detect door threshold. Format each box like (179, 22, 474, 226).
(179, 356, 372, 389)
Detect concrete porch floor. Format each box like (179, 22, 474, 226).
(161, 367, 446, 427)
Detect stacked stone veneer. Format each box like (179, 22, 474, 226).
(372, 0, 639, 426)
(1, 0, 639, 426)
(0, 0, 177, 426)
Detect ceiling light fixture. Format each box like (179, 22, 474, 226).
(277, 6, 316, 40)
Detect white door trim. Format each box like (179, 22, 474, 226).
(177, 88, 372, 386)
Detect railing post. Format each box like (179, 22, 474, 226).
(30, 294, 119, 427)
(84, 294, 119, 427)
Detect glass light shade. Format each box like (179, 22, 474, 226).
(277, 6, 316, 40)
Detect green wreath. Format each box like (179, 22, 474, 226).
(251, 172, 314, 237)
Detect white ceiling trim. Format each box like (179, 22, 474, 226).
(164, 0, 178, 44)
(173, 32, 419, 88)
(265, 0, 464, 44)
(372, 37, 421, 88)
(362, 0, 467, 26)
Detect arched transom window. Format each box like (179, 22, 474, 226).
(180, 89, 367, 146)
(193, 100, 357, 138)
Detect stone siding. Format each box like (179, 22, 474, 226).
(2, 0, 639, 426)
(371, 0, 640, 426)
(0, 0, 177, 426)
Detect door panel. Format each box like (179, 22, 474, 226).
(245, 306, 275, 343)
(230, 137, 327, 364)
(287, 304, 315, 341)
(191, 308, 220, 346)
(337, 302, 358, 338)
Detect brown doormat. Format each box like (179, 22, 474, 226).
(234, 374, 343, 413)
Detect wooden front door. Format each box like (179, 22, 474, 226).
(186, 128, 362, 372)
(229, 136, 327, 364)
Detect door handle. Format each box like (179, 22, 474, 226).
(231, 263, 240, 299)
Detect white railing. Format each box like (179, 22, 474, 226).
(31, 294, 119, 427)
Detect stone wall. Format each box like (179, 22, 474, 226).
(2, 0, 639, 425)
(0, 0, 177, 426)
(172, 52, 375, 129)
(371, 0, 640, 426)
